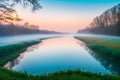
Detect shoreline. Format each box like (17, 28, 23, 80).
(0, 39, 42, 67)
(4, 44, 40, 70)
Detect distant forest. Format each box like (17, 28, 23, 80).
(89, 21, 120, 36)
(0, 23, 59, 36)
(78, 21, 120, 36)
(0, 0, 59, 36)
(78, 3, 120, 36)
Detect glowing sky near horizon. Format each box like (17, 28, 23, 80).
(15, 0, 120, 33)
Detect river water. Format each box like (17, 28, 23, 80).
(4, 36, 111, 75)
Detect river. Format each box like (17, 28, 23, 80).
(4, 35, 111, 75)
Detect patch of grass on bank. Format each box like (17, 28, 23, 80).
(75, 36, 120, 50)
(75, 36, 120, 74)
(0, 40, 41, 66)
(74, 36, 120, 61)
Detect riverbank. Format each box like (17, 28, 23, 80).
(0, 40, 42, 66)
(0, 37, 120, 80)
(75, 36, 120, 74)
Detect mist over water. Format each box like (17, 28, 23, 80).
(0, 34, 63, 46)
(4, 36, 111, 75)
(0, 34, 120, 47)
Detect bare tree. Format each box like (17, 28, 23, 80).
(0, 0, 42, 24)
(0, 0, 42, 11)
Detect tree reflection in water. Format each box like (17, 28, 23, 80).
(4, 43, 41, 69)
(84, 46, 120, 74)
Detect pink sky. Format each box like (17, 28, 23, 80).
(16, 6, 91, 33)
(14, 1, 120, 33)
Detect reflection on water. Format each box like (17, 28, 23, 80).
(4, 37, 111, 75)
(4, 44, 40, 69)
(90, 50, 120, 74)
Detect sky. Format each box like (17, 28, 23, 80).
(15, 0, 120, 33)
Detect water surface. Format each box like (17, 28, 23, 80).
(4, 37, 111, 75)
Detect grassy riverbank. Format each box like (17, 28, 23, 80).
(0, 40, 41, 66)
(0, 68, 120, 80)
(75, 36, 120, 74)
(0, 37, 120, 80)
(75, 36, 120, 57)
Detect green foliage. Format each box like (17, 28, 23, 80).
(0, 68, 120, 80)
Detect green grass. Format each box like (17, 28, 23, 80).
(75, 36, 120, 50)
(0, 40, 41, 66)
(0, 68, 120, 80)
(75, 36, 120, 74)
(0, 37, 120, 80)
